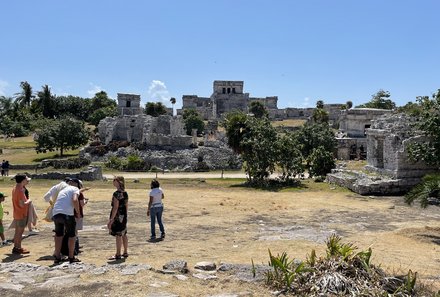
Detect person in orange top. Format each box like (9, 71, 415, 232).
(11, 174, 32, 254)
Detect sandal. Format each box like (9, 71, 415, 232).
(108, 255, 122, 260)
(122, 253, 129, 258)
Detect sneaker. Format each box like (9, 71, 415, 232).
(2, 240, 11, 246)
(69, 257, 81, 264)
(148, 237, 156, 243)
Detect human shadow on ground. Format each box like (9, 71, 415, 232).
(1, 253, 30, 263)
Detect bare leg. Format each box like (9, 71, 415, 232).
(122, 234, 128, 255)
(68, 237, 76, 259)
(13, 226, 25, 249)
(54, 236, 63, 258)
(116, 236, 122, 256)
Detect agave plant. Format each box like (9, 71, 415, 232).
(405, 174, 440, 208)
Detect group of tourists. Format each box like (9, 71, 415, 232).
(0, 174, 166, 264)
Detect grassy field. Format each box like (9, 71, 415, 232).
(0, 136, 80, 164)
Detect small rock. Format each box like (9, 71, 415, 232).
(163, 259, 188, 274)
(194, 261, 216, 271)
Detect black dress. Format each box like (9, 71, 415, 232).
(109, 190, 128, 236)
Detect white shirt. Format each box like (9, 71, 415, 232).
(43, 181, 68, 203)
(52, 185, 80, 216)
(149, 187, 164, 208)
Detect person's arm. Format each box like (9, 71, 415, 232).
(72, 193, 80, 217)
(147, 196, 153, 217)
(107, 197, 119, 229)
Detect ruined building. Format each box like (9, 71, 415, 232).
(179, 80, 278, 119)
(336, 108, 392, 160)
(98, 93, 192, 147)
(328, 113, 438, 195)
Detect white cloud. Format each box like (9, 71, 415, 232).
(0, 80, 9, 96)
(301, 97, 312, 107)
(87, 83, 104, 97)
(146, 80, 170, 105)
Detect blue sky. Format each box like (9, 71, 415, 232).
(1, 0, 439, 109)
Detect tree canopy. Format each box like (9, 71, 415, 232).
(182, 109, 205, 135)
(34, 117, 90, 156)
(249, 101, 268, 118)
(407, 90, 440, 167)
(145, 102, 167, 117)
(356, 89, 396, 110)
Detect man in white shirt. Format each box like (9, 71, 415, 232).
(52, 178, 81, 264)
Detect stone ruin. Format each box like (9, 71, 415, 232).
(98, 93, 192, 148)
(328, 113, 438, 195)
(84, 93, 242, 171)
(336, 108, 392, 160)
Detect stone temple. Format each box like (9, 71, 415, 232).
(98, 93, 192, 147)
(179, 80, 278, 119)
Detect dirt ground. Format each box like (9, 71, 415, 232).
(1, 178, 439, 296)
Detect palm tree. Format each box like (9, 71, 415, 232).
(36, 84, 55, 118)
(170, 97, 176, 116)
(405, 174, 440, 208)
(15, 81, 34, 107)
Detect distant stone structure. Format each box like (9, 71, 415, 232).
(98, 93, 192, 148)
(328, 113, 438, 195)
(336, 108, 392, 160)
(180, 81, 278, 120)
(178, 80, 345, 122)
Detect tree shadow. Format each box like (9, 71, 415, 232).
(230, 179, 307, 192)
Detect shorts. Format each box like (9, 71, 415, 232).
(0, 224, 4, 234)
(15, 218, 28, 228)
(53, 214, 76, 237)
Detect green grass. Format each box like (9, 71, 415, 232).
(0, 135, 80, 164)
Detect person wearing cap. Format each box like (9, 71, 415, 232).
(11, 174, 32, 254)
(52, 178, 82, 264)
(0, 192, 10, 245)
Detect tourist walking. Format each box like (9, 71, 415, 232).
(11, 174, 32, 254)
(107, 176, 128, 260)
(0, 192, 10, 246)
(52, 178, 81, 264)
(147, 179, 165, 242)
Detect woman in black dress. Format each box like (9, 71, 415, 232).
(107, 176, 128, 260)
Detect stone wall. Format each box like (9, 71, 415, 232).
(27, 166, 103, 181)
(98, 114, 192, 147)
(339, 108, 392, 138)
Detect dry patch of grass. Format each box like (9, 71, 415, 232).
(1, 178, 439, 295)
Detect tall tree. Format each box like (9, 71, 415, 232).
(35, 117, 90, 156)
(15, 81, 34, 107)
(356, 89, 396, 110)
(34, 84, 56, 118)
(222, 111, 249, 154)
(312, 100, 329, 124)
(170, 97, 176, 116)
